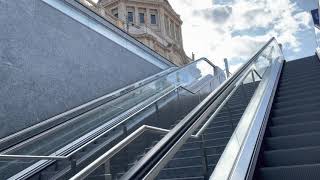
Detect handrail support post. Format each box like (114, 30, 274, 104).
(200, 134, 209, 179)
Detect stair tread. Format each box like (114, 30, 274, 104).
(159, 177, 205, 180)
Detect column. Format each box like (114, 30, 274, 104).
(159, 8, 166, 35)
(134, 6, 139, 25)
(118, 1, 126, 22)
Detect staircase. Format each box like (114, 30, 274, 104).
(154, 82, 259, 180)
(254, 55, 320, 180)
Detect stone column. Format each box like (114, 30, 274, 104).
(118, 1, 126, 22)
(134, 6, 139, 25)
(146, 8, 150, 26)
(159, 8, 166, 36)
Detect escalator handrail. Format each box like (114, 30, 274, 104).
(120, 37, 276, 180)
(0, 65, 224, 160)
(210, 48, 284, 180)
(4, 69, 224, 179)
(0, 67, 176, 151)
(0, 56, 215, 154)
(69, 62, 258, 180)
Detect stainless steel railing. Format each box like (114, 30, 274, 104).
(117, 37, 283, 180)
(0, 67, 177, 152)
(70, 66, 263, 179)
(1, 66, 224, 179)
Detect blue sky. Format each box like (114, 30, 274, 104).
(169, 0, 318, 71)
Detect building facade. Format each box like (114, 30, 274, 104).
(80, 0, 191, 66)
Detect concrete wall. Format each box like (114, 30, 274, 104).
(0, 0, 169, 138)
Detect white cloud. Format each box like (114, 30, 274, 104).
(169, 0, 313, 72)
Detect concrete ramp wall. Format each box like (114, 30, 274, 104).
(0, 0, 173, 138)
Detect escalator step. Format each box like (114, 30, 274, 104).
(271, 111, 320, 126)
(265, 132, 320, 150)
(275, 90, 320, 103)
(158, 165, 205, 179)
(279, 76, 320, 86)
(159, 176, 205, 180)
(271, 102, 320, 117)
(273, 96, 320, 109)
(259, 164, 320, 180)
(181, 137, 230, 149)
(269, 121, 320, 137)
(263, 146, 320, 167)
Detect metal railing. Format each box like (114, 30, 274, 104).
(0, 76, 219, 161)
(0, 56, 217, 154)
(1, 60, 224, 179)
(113, 37, 284, 180)
(65, 37, 280, 179)
(70, 66, 263, 179)
(210, 43, 284, 180)
(0, 67, 177, 152)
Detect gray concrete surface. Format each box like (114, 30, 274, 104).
(0, 0, 167, 138)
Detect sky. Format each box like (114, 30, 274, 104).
(168, 0, 318, 72)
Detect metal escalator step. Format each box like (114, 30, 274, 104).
(270, 121, 320, 137)
(158, 176, 205, 180)
(271, 102, 320, 117)
(280, 71, 320, 82)
(203, 131, 233, 139)
(273, 96, 320, 109)
(271, 111, 320, 126)
(181, 137, 230, 150)
(279, 76, 320, 86)
(280, 68, 320, 77)
(165, 154, 222, 169)
(277, 80, 320, 90)
(263, 146, 320, 167)
(277, 85, 320, 97)
(203, 125, 234, 134)
(275, 89, 320, 102)
(175, 144, 226, 159)
(213, 114, 243, 122)
(217, 108, 246, 117)
(165, 156, 203, 168)
(158, 165, 205, 179)
(259, 164, 320, 180)
(265, 132, 320, 150)
(175, 148, 203, 158)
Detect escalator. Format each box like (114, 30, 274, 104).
(69, 37, 283, 180)
(156, 82, 259, 180)
(253, 55, 320, 180)
(4, 35, 318, 180)
(0, 58, 224, 179)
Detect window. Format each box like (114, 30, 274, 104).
(138, 8, 146, 24)
(111, 8, 118, 18)
(127, 12, 134, 23)
(150, 9, 158, 25)
(150, 14, 157, 24)
(139, 13, 145, 23)
(127, 7, 135, 23)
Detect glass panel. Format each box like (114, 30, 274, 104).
(0, 58, 224, 178)
(315, 27, 320, 50)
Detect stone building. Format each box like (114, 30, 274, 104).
(80, 0, 191, 66)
